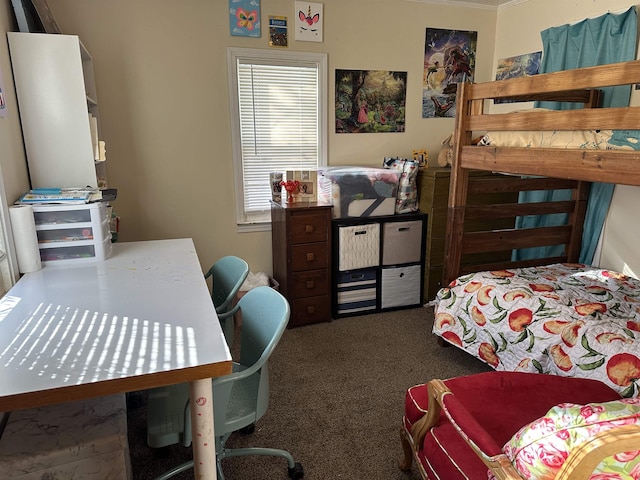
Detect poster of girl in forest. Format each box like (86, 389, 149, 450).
(422, 28, 477, 118)
(335, 69, 407, 134)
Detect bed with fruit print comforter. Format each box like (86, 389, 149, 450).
(433, 263, 640, 397)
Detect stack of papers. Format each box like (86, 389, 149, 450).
(17, 188, 96, 205)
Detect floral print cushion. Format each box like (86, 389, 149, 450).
(497, 399, 640, 480)
(433, 263, 640, 397)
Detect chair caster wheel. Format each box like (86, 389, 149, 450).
(288, 462, 304, 479)
(240, 423, 255, 434)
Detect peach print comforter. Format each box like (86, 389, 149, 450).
(433, 263, 640, 397)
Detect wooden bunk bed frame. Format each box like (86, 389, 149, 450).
(443, 60, 640, 287)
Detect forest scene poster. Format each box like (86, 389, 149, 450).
(422, 28, 477, 118)
(335, 69, 407, 134)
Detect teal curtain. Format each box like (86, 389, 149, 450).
(514, 6, 637, 264)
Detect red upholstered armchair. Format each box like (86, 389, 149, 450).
(399, 371, 640, 480)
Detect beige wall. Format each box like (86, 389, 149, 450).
(0, 1, 30, 281)
(39, 0, 497, 274)
(2, 0, 636, 277)
(495, 0, 640, 277)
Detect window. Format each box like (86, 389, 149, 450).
(227, 47, 327, 230)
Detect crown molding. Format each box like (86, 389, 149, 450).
(404, 0, 528, 10)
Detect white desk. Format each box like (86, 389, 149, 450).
(0, 238, 232, 479)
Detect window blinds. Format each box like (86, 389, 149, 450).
(237, 61, 320, 218)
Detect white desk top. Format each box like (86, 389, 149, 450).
(0, 238, 232, 410)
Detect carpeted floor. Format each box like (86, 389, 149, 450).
(126, 305, 492, 480)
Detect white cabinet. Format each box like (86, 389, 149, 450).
(8, 32, 106, 189)
(32, 203, 111, 265)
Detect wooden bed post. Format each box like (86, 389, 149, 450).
(566, 181, 591, 263)
(443, 82, 474, 286)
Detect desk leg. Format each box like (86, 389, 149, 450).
(190, 378, 217, 480)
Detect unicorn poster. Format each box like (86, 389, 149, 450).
(229, 0, 261, 38)
(294, 2, 323, 42)
(422, 28, 477, 118)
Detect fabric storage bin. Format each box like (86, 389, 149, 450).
(336, 269, 377, 316)
(382, 219, 423, 265)
(380, 264, 421, 309)
(337, 223, 380, 271)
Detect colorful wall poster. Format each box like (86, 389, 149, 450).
(269, 15, 288, 47)
(229, 0, 261, 38)
(422, 28, 477, 118)
(295, 2, 323, 42)
(335, 69, 407, 134)
(494, 51, 541, 103)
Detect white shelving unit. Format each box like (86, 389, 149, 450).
(7, 32, 106, 189)
(32, 203, 111, 265)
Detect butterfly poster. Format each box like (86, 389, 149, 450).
(229, 0, 261, 38)
(294, 2, 323, 42)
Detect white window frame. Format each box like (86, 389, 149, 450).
(227, 47, 328, 232)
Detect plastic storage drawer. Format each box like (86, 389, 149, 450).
(336, 269, 377, 316)
(337, 223, 380, 271)
(380, 264, 421, 309)
(32, 203, 112, 265)
(382, 219, 423, 265)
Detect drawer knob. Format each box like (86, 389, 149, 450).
(306, 252, 315, 262)
(306, 280, 315, 289)
(306, 305, 316, 315)
(305, 224, 315, 233)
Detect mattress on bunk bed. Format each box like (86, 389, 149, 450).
(475, 108, 640, 151)
(433, 263, 640, 398)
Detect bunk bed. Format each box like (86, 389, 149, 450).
(432, 60, 640, 398)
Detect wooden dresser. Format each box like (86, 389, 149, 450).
(271, 201, 332, 327)
(418, 167, 518, 302)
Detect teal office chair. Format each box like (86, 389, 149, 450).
(204, 255, 249, 347)
(146, 286, 304, 480)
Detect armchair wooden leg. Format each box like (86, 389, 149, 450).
(398, 426, 414, 471)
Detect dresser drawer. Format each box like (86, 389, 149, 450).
(290, 295, 331, 327)
(291, 243, 328, 271)
(288, 213, 329, 244)
(291, 269, 329, 298)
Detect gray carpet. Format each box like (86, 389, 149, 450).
(127, 305, 492, 480)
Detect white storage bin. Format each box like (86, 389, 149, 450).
(380, 264, 421, 309)
(32, 203, 112, 265)
(337, 223, 380, 271)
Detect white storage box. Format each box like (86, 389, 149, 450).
(32, 203, 112, 264)
(380, 264, 421, 309)
(318, 167, 399, 218)
(337, 223, 380, 271)
(382, 219, 424, 265)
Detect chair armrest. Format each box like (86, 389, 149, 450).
(410, 379, 448, 448)
(217, 302, 240, 320)
(556, 424, 640, 480)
